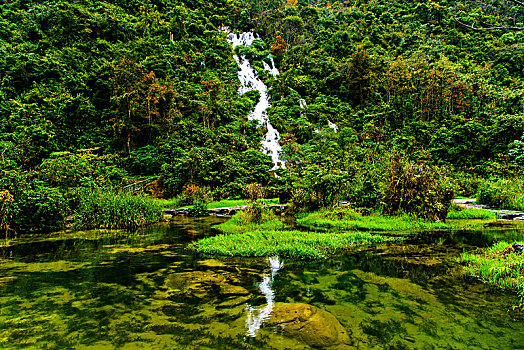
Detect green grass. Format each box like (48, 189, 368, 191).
(297, 207, 449, 232)
(461, 241, 524, 309)
(155, 197, 185, 209)
(216, 216, 285, 234)
(447, 207, 497, 220)
(189, 230, 400, 259)
(214, 202, 286, 234)
(155, 198, 279, 209)
(476, 177, 524, 211)
(297, 206, 497, 232)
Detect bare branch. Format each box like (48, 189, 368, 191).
(509, 0, 524, 7)
(455, 19, 524, 31)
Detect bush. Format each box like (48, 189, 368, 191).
(382, 155, 454, 221)
(235, 199, 274, 225)
(12, 186, 68, 233)
(0, 190, 14, 236)
(476, 177, 524, 211)
(74, 190, 163, 230)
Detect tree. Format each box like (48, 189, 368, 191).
(456, 0, 524, 31)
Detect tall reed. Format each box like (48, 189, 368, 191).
(74, 190, 163, 230)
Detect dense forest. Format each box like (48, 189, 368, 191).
(1, 0, 524, 233)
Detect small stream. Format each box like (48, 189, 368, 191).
(1, 217, 523, 349)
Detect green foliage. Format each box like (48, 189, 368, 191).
(447, 206, 497, 220)
(12, 186, 68, 234)
(127, 145, 166, 175)
(461, 241, 524, 308)
(74, 190, 163, 230)
(190, 201, 209, 217)
(38, 149, 127, 189)
(509, 136, 524, 167)
(189, 229, 399, 259)
(0, 189, 14, 236)
(2, 0, 524, 225)
(215, 213, 285, 235)
(297, 206, 449, 232)
(382, 155, 455, 221)
(476, 177, 524, 211)
(173, 198, 279, 210)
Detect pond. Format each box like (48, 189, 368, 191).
(1, 217, 523, 349)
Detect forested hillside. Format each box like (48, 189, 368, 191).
(1, 0, 524, 233)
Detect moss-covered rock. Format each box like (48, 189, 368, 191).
(165, 270, 249, 300)
(267, 303, 351, 348)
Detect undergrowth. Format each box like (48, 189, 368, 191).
(461, 241, 524, 311)
(74, 190, 163, 230)
(215, 199, 285, 234)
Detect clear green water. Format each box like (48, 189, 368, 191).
(1, 217, 523, 349)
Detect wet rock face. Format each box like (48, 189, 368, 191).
(165, 270, 249, 300)
(268, 303, 351, 348)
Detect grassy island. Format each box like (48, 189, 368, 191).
(189, 229, 399, 259)
(461, 241, 524, 310)
(297, 206, 496, 232)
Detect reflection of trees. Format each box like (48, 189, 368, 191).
(245, 256, 284, 337)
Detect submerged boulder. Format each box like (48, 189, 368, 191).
(165, 270, 249, 300)
(267, 303, 351, 348)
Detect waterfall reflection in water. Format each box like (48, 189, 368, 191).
(245, 256, 284, 337)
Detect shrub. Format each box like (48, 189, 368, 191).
(476, 177, 524, 211)
(382, 155, 454, 221)
(0, 190, 14, 236)
(12, 186, 68, 233)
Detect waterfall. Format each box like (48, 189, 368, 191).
(227, 32, 285, 170)
(245, 256, 284, 337)
(299, 98, 338, 133)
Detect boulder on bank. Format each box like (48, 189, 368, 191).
(267, 302, 351, 348)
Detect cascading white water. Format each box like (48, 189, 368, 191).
(245, 256, 284, 337)
(227, 32, 285, 170)
(299, 98, 338, 133)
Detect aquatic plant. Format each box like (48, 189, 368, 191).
(461, 241, 524, 308)
(297, 207, 449, 232)
(189, 230, 400, 259)
(74, 190, 163, 230)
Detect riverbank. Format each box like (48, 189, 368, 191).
(461, 241, 524, 311)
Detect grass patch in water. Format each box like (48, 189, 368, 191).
(74, 190, 163, 230)
(461, 241, 524, 310)
(189, 230, 400, 259)
(215, 216, 285, 234)
(297, 206, 496, 232)
(297, 207, 449, 232)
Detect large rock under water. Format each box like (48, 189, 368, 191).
(165, 270, 249, 300)
(267, 303, 351, 348)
